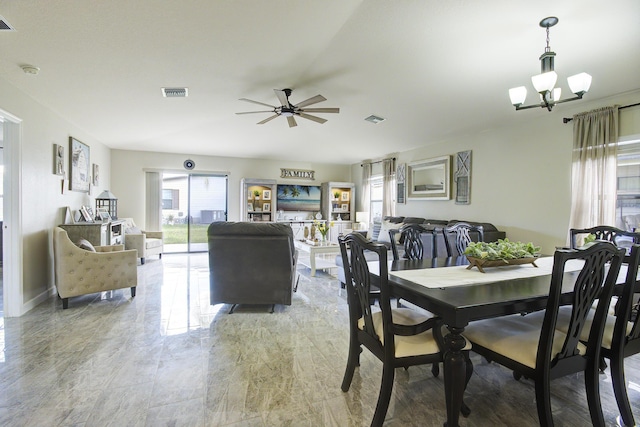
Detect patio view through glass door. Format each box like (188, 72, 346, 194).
(162, 173, 228, 253)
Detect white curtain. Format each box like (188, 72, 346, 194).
(361, 162, 372, 221)
(382, 158, 396, 217)
(568, 106, 619, 233)
(145, 171, 162, 231)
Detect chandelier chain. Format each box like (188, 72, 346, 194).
(545, 26, 551, 52)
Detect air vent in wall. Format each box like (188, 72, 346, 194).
(161, 87, 188, 97)
(365, 115, 385, 124)
(0, 16, 15, 31)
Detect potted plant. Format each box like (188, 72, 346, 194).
(253, 190, 261, 200)
(333, 191, 340, 200)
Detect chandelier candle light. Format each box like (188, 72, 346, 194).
(509, 17, 592, 111)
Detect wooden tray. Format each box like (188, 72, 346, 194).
(466, 256, 538, 273)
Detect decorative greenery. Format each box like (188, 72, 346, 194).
(583, 233, 596, 244)
(314, 220, 334, 239)
(253, 190, 261, 197)
(464, 239, 540, 260)
(333, 191, 341, 199)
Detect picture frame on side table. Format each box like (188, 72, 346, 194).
(262, 189, 271, 200)
(69, 137, 90, 192)
(79, 206, 93, 222)
(263, 203, 271, 212)
(97, 207, 111, 222)
(247, 203, 254, 212)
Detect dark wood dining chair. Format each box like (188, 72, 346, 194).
(463, 242, 625, 427)
(544, 244, 640, 426)
(389, 223, 434, 261)
(338, 232, 473, 427)
(570, 225, 640, 254)
(442, 222, 484, 257)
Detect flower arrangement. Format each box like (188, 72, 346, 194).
(314, 220, 334, 240)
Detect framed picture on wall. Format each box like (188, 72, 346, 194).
(53, 143, 65, 176)
(262, 189, 271, 200)
(69, 137, 90, 192)
(341, 191, 349, 201)
(341, 203, 349, 211)
(92, 163, 100, 186)
(247, 203, 254, 212)
(263, 203, 271, 212)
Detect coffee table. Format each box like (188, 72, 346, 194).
(294, 240, 340, 276)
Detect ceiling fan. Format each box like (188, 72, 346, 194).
(236, 88, 340, 128)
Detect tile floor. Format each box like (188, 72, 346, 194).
(1, 253, 639, 426)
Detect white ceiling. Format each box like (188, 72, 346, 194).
(0, 1, 638, 164)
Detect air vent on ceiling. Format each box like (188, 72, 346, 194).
(0, 15, 15, 31)
(365, 114, 385, 124)
(161, 87, 188, 98)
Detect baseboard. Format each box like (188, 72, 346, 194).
(20, 286, 53, 315)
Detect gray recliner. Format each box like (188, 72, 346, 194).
(208, 222, 297, 311)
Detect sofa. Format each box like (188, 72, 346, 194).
(335, 216, 506, 284)
(208, 222, 298, 311)
(120, 218, 164, 264)
(53, 227, 138, 309)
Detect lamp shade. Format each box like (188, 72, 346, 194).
(552, 87, 562, 102)
(508, 86, 527, 106)
(567, 72, 592, 95)
(531, 71, 558, 93)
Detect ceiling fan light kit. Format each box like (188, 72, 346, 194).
(509, 16, 592, 112)
(236, 88, 340, 128)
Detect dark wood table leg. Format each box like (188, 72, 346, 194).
(443, 325, 467, 427)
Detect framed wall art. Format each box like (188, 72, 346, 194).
(455, 150, 472, 204)
(407, 155, 451, 200)
(262, 203, 271, 212)
(262, 189, 271, 200)
(92, 163, 100, 186)
(69, 137, 90, 192)
(53, 143, 65, 176)
(396, 163, 406, 204)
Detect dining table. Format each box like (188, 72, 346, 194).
(367, 254, 629, 427)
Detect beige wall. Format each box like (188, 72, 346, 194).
(110, 150, 352, 229)
(352, 90, 640, 255)
(0, 78, 111, 312)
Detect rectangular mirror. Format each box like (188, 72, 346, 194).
(407, 155, 451, 199)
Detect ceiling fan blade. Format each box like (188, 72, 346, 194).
(295, 95, 326, 108)
(298, 107, 340, 113)
(274, 89, 291, 108)
(239, 98, 277, 109)
(287, 116, 297, 128)
(236, 110, 273, 115)
(298, 113, 327, 124)
(257, 114, 279, 125)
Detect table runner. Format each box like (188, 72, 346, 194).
(389, 257, 587, 289)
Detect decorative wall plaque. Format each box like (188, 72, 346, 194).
(280, 168, 315, 180)
(455, 150, 472, 204)
(396, 163, 406, 204)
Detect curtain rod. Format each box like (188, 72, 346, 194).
(562, 102, 640, 124)
(360, 157, 396, 167)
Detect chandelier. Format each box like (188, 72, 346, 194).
(509, 17, 592, 111)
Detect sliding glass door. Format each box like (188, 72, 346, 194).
(162, 173, 228, 253)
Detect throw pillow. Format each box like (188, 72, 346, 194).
(76, 238, 96, 252)
(125, 226, 142, 234)
(378, 220, 403, 244)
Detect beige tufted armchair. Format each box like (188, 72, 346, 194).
(53, 227, 138, 309)
(120, 218, 164, 265)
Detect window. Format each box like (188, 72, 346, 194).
(370, 175, 383, 222)
(162, 189, 179, 210)
(616, 135, 640, 231)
